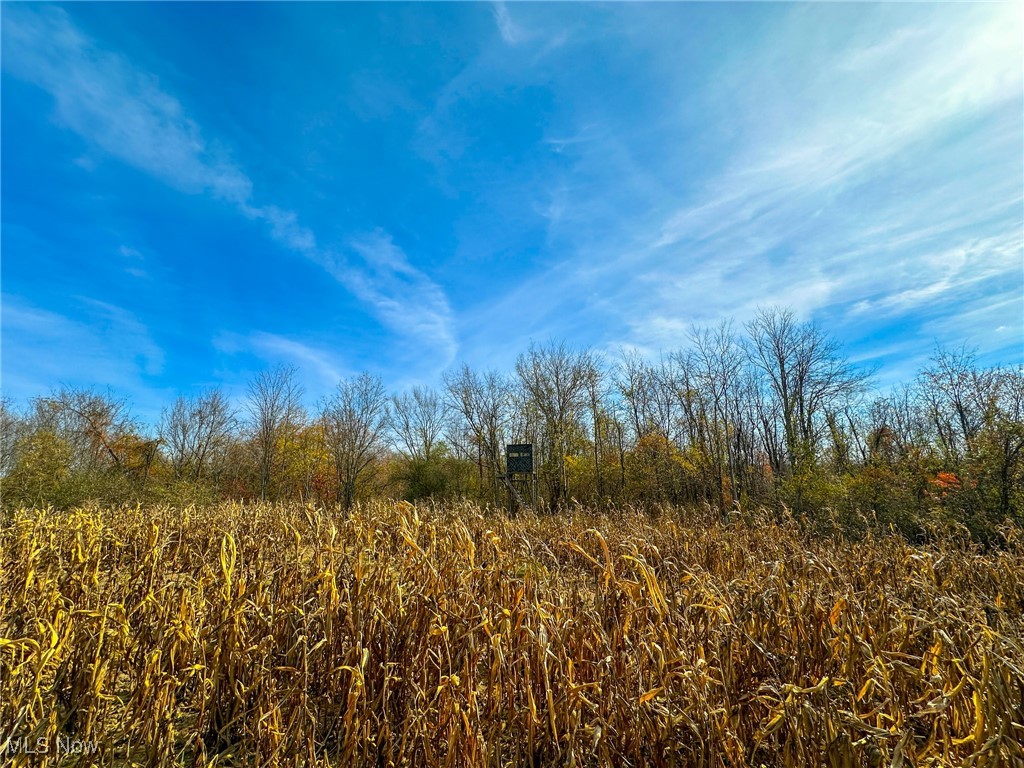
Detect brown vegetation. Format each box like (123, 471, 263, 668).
(2, 500, 1022, 766)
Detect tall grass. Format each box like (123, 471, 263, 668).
(2, 501, 1022, 766)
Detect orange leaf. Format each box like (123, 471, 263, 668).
(829, 597, 847, 630)
(639, 686, 664, 704)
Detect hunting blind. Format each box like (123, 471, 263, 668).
(506, 444, 534, 474)
(503, 443, 536, 513)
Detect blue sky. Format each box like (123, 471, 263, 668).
(2, 2, 1022, 421)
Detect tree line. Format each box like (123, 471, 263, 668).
(2, 307, 1021, 543)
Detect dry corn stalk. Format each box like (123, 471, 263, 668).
(1, 500, 1022, 766)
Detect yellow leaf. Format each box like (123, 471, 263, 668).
(972, 689, 984, 745)
(856, 678, 874, 702)
(639, 686, 664, 704)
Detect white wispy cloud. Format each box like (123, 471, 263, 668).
(81, 298, 166, 375)
(345, 232, 457, 364)
(1, 6, 251, 202)
(849, 233, 1022, 319)
(1, 296, 165, 401)
(492, 2, 525, 46)
(490, 3, 570, 58)
(264, 230, 458, 369)
(1, 4, 456, 364)
(118, 245, 144, 260)
(464, 3, 1022, 363)
(237, 203, 318, 254)
(214, 331, 346, 386)
(655, 5, 1021, 250)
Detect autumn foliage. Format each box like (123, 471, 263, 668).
(2, 311, 1022, 545)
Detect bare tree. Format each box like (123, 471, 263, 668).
(444, 364, 511, 505)
(321, 372, 390, 510)
(583, 355, 607, 499)
(160, 389, 235, 483)
(391, 386, 447, 462)
(869, 383, 927, 462)
(920, 346, 996, 464)
(617, 349, 656, 441)
(615, 351, 682, 445)
(745, 307, 868, 476)
(30, 387, 137, 472)
(0, 397, 25, 477)
(516, 341, 593, 507)
(993, 366, 1024, 519)
(246, 366, 304, 500)
(689, 320, 745, 511)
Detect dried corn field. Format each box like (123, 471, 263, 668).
(2, 502, 1023, 767)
